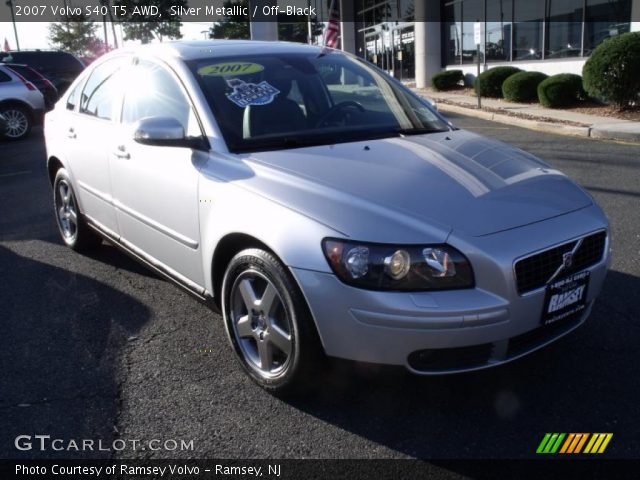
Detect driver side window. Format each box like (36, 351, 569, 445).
(121, 60, 192, 132)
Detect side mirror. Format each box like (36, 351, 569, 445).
(133, 116, 188, 147)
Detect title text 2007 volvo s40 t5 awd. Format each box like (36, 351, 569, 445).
(44, 41, 610, 393)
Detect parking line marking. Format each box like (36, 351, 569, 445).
(0, 170, 31, 178)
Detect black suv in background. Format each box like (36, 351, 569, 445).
(0, 50, 84, 95)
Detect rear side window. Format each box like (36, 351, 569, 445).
(55, 53, 83, 71)
(3, 52, 82, 72)
(66, 82, 80, 111)
(21, 52, 53, 69)
(79, 58, 127, 121)
(0, 70, 10, 82)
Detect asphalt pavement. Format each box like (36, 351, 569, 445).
(1, 115, 639, 464)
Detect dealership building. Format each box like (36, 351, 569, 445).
(250, 0, 640, 88)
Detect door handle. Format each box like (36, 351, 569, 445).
(67, 127, 76, 139)
(113, 145, 130, 160)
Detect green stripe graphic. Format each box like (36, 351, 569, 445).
(543, 434, 559, 453)
(537, 433, 552, 453)
(550, 433, 566, 453)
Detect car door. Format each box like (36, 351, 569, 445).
(109, 58, 205, 287)
(66, 56, 129, 236)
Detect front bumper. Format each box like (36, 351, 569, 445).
(291, 207, 610, 374)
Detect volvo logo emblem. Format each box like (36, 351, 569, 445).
(562, 252, 574, 269)
(545, 238, 584, 285)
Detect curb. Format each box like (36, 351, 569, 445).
(436, 103, 591, 138)
(433, 102, 640, 143)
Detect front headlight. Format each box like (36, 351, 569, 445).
(322, 238, 474, 291)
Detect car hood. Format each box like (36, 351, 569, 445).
(232, 129, 592, 242)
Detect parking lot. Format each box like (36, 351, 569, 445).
(1, 113, 639, 461)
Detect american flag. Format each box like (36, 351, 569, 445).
(323, 0, 340, 49)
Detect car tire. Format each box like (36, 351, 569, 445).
(53, 168, 102, 252)
(222, 248, 324, 394)
(1, 104, 32, 140)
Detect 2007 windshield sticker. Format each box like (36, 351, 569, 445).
(198, 62, 264, 77)
(225, 78, 280, 108)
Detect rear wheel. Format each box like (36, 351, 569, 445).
(222, 248, 323, 394)
(1, 105, 31, 140)
(53, 168, 102, 251)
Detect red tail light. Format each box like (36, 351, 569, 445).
(10, 70, 37, 91)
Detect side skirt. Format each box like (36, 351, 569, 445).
(84, 215, 220, 314)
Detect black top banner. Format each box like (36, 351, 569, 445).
(1, 0, 636, 23)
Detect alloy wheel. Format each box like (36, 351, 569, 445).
(3, 109, 29, 139)
(55, 179, 78, 241)
(229, 270, 293, 379)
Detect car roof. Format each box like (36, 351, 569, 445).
(2, 63, 36, 69)
(115, 40, 329, 62)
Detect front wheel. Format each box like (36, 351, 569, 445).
(221, 248, 323, 394)
(53, 168, 102, 251)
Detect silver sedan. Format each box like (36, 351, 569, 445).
(44, 41, 610, 393)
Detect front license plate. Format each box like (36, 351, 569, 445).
(542, 271, 590, 326)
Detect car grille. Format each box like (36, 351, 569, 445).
(514, 231, 606, 295)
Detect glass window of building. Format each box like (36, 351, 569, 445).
(546, 0, 584, 58)
(462, 0, 485, 64)
(584, 0, 631, 55)
(486, 0, 513, 62)
(513, 1, 545, 60)
(444, 1, 462, 65)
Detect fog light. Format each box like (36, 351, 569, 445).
(345, 246, 369, 279)
(423, 247, 456, 277)
(385, 249, 411, 280)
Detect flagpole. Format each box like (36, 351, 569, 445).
(5, 0, 20, 51)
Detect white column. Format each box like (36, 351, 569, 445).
(630, 0, 640, 31)
(250, 0, 279, 41)
(414, 1, 442, 88)
(339, 0, 356, 53)
(415, 22, 442, 89)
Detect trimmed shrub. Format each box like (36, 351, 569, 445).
(502, 71, 548, 103)
(583, 31, 640, 109)
(537, 74, 585, 108)
(431, 70, 464, 91)
(474, 66, 522, 97)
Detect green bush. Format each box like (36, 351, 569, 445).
(474, 66, 522, 97)
(502, 71, 548, 103)
(537, 74, 585, 108)
(431, 70, 464, 91)
(583, 31, 640, 109)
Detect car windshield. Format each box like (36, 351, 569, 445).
(187, 51, 449, 153)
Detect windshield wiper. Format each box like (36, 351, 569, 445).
(393, 127, 447, 136)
